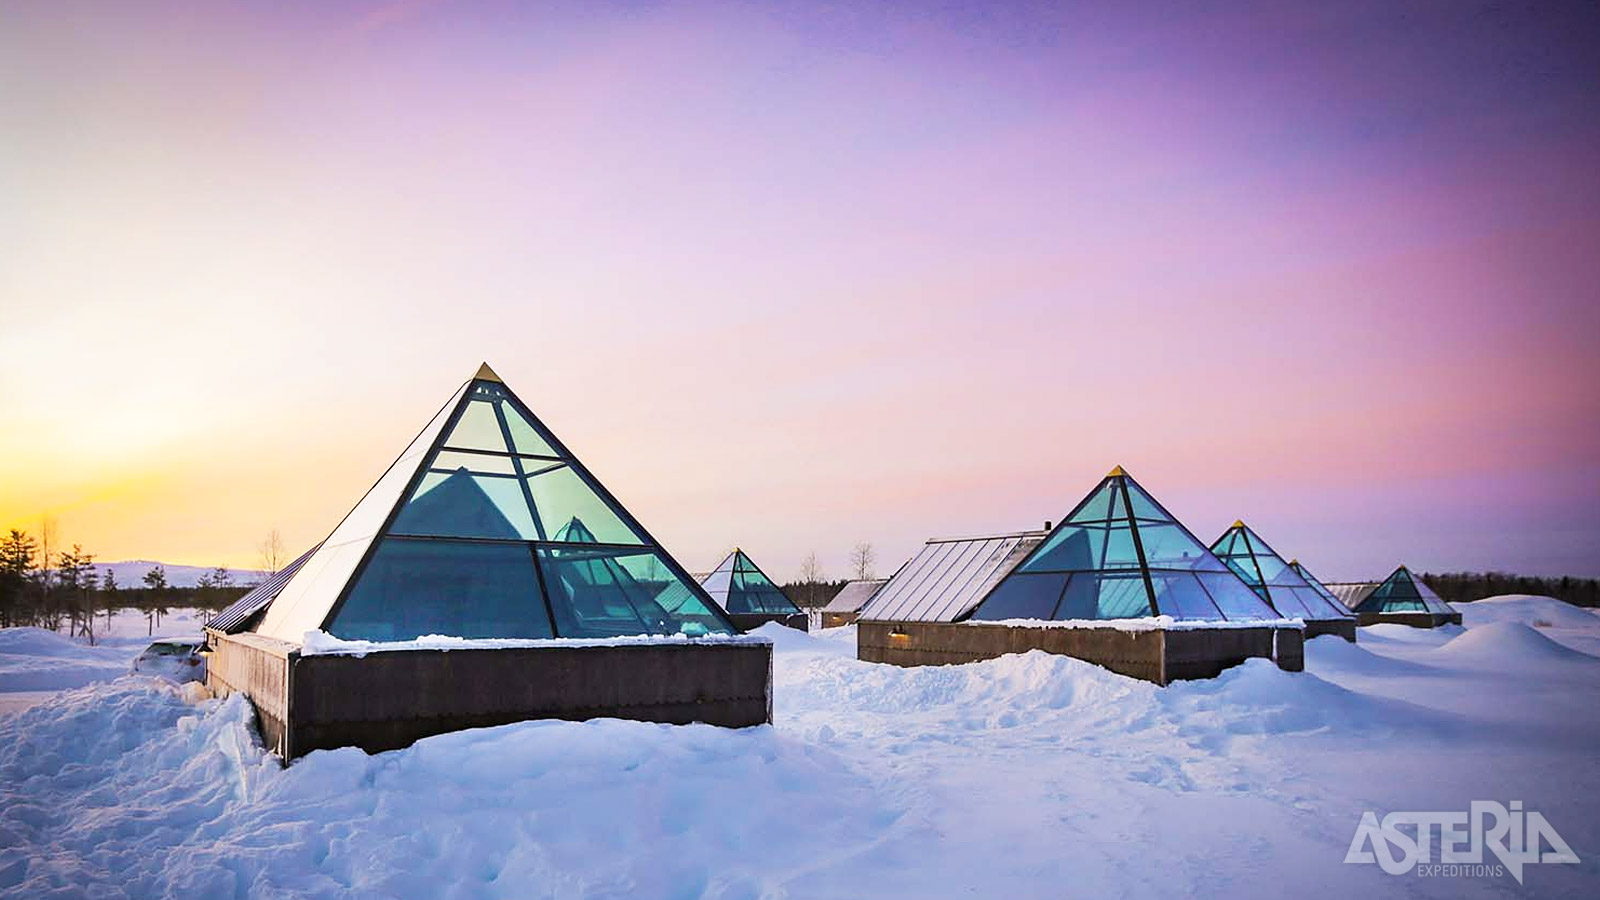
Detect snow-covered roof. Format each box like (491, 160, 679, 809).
(823, 579, 888, 613)
(858, 531, 1047, 623)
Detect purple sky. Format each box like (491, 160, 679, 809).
(1, 0, 1597, 580)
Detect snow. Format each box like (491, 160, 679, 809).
(2, 597, 1598, 898)
(299, 629, 770, 657)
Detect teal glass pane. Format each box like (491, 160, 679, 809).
(1089, 574, 1153, 618)
(1149, 573, 1222, 620)
(1134, 523, 1218, 571)
(1124, 481, 1172, 522)
(442, 400, 512, 453)
(329, 538, 551, 640)
(498, 398, 561, 457)
(537, 547, 733, 637)
(391, 469, 536, 540)
(725, 556, 799, 614)
(1022, 527, 1098, 572)
(1099, 526, 1142, 569)
(1067, 481, 1119, 523)
(526, 465, 644, 545)
(1195, 572, 1279, 620)
(1220, 555, 1262, 587)
(971, 572, 1067, 621)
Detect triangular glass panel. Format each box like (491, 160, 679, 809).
(1067, 480, 1119, 523)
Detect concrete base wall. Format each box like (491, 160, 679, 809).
(207, 633, 772, 761)
(857, 621, 1302, 685)
(727, 612, 809, 632)
(820, 612, 859, 629)
(1356, 611, 1462, 628)
(1304, 618, 1359, 642)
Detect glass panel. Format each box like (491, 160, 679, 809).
(499, 398, 561, 457)
(1134, 523, 1218, 571)
(701, 568, 733, 597)
(329, 538, 551, 641)
(1149, 573, 1222, 620)
(971, 572, 1067, 621)
(1066, 481, 1118, 523)
(525, 465, 644, 545)
(1022, 527, 1099, 572)
(1196, 572, 1279, 620)
(1089, 574, 1153, 618)
(391, 469, 536, 540)
(441, 400, 512, 453)
(429, 451, 518, 476)
(537, 547, 733, 637)
(723, 555, 800, 614)
(1124, 481, 1171, 521)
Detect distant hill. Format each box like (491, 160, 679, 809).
(97, 560, 269, 589)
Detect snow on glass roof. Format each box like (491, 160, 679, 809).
(823, 578, 888, 613)
(1348, 566, 1455, 616)
(858, 531, 1047, 623)
(254, 364, 736, 644)
(967, 468, 1282, 624)
(699, 550, 802, 616)
(1209, 523, 1355, 622)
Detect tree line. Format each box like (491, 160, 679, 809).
(1420, 571, 1600, 608)
(0, 527, 252, 642)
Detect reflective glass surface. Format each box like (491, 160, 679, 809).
(329, 538, 552, 641)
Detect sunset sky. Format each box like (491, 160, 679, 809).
(2, 0, 1597, 581)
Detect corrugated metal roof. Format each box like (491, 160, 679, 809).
(1326, 582, 1378, 611)
(823, 578, 887, 613)
(207, 544, 322, 634)
(858, 530, 1046, 623)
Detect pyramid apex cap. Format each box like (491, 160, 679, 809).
(1231, 519, 1246, 529)
(1107, 465, 1126, 477)
(474, 362, 503, 383)
(1289, 558, 1299, 565)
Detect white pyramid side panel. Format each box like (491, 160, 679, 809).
(1410, 571, 1455, 615)
(257, 383, 468, 643)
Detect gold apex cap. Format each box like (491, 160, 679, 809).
(474, 362, 503, 383)
(1107, 465, 1126, 477)
(1232, 519, 1246, 529)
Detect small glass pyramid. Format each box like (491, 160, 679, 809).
(1210, 523, 1355, 621)
(1352, 566, 1455, 615)
(971, 467, 1281, 623)
(263, 365, 736, 642)
(700, 550, 802, 615)
(1287, 559, 1344, 609)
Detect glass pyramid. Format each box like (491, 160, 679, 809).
(970, 468, 1281, 623)
(1209, 523, 1355, 621)
(700, 550, 802, 616)
(1352, 566, 1455, 615)
(1288, 559, 1344, 609)
(258, 365, 735, 642)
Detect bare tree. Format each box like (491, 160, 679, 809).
(258, 528, 286, 577)
(797, 553, 825, 608)
(849, 542, 876, 581)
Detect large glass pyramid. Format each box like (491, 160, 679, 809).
(1209, 523, 1355, 621)
(1288, 559, 1344, 609)
(970, 467, 1281, 623)
(1352, 566, 1455, 615)
(700, 550, 802, 616)
(256, 364, 735, 642)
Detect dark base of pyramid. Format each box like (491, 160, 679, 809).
(207, 631, 772, 761)
(727, 612, 810, 632)
(856, 621, 1303, 685)
(821, 612, 859, 629)
(1356, 611, 1463, 628)
(1304, 618, 1358, 642)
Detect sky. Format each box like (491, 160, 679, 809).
(1, 0, 1597, 582)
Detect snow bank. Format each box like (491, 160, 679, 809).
(0, 628, 132, 693)
(1430, 621, 1600, 669)
(299, 629, 770, 657)
(1456, 594, 1598, 630)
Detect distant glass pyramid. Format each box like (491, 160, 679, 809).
(1351, 566, 1455, 616)
(1288, 559, 1344, 609)
(1209, 523, 1355, 621)
(700, 549, 802, 616)
(256, 364, 735, 642)
(971, 467, 1281, 622)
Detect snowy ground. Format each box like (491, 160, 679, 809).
(2, 597, 1597, 898)
(0, 608, 205, 715)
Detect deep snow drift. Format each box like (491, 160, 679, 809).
(2, 597, 1598, 899)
